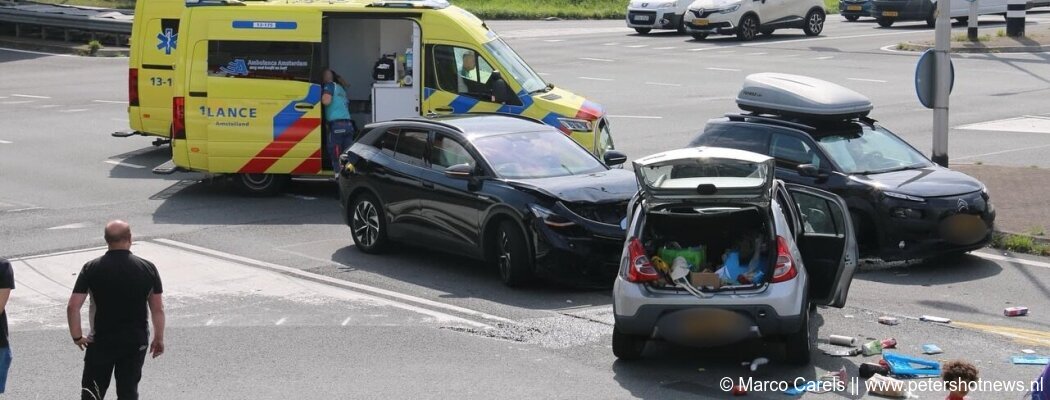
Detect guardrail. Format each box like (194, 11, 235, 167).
(0, 1, 132, 44)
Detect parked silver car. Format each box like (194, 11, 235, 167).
(612, 147, 858, 364)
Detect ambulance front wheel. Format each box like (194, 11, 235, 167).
(233, 173, 290, 196)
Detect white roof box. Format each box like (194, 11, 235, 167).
(736, 73, 873, 120)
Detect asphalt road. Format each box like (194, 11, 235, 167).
(1, 14, 1049, 399)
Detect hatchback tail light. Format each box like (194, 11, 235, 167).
(771, 236, 798, 283)
(128, 68, 139, 106)
(625, 238, 659, 283)
(172, 97, 185, 140)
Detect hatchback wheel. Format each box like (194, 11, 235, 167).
(495, 220, 533, 287)
(635, 27, 652, 34)
(783, 303, 812, 365)
(737, 14, 760, 41)
(803, 9, 825, 36)
(612, 327, 648, 361)
(234, 173, 289, 196)
(350, 193, 387, 254)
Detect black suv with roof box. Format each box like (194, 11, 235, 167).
(688, 73, 995, 261)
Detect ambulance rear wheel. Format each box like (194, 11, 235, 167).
(234, 173, 289, 196)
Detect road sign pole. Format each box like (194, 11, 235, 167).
(1007, 0, 1026, 37)
(932, 0, 951, 167)
(968, 0, 979, 40)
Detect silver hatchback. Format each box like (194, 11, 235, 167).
(612, 147, 858, 364)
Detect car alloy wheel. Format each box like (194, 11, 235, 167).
(737, 14, 759, 41)
(804, 9, 825, 36)
(494, 220, 532, 287)
(353, 200, 379, 248)
(498, 230, 513, 280)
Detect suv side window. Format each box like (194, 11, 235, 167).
(394, 130, 429, 167)
(707, 124, 772, 155)
(429, 133, 476, 172)
(376, 128, 399, 157)
(771, 133, 822, 169)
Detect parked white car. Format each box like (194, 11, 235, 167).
(612, 147, 858, 363)
(682, 0, 827, 41)
(627, 0, 694, 34)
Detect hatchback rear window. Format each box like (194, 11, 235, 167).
(639, 159, 769, 190)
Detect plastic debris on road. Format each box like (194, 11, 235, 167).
(863, 340, 884, 356)
(749, 357, 769, 372)
(860, 362, 890, 378)
(732, 385, 747, 396)
(1004, 306, 1029, 317)
(884, 352, 942, 377)
(879, 316, 900, 325)
(881, 338, 897, 349)
(1023, 349, 1037, 354)
(824, 347, 861, 357)
(1012, 355, 1050, 365)
(920, 315, 951, 323)
(922, 344, 943, 355)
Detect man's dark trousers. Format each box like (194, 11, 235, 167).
(81, 339, 147, 400)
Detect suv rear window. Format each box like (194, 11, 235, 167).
(703, 123, 772, 155)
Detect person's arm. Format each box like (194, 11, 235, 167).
(0, 260, 12, 315)
(148, 292, 165, 358)
(0, 289, 10, 317)
(67, 293, 91, 350)
(321, 82, 333, 106)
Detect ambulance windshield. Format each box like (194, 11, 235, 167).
(484, 38, 547, 94)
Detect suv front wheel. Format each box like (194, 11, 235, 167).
(803, 8, 826, 36)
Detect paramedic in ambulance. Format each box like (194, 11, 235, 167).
(459, 51, 478, 80)
(322, 68, 355, 176)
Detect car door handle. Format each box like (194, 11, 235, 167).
(433, 107, 454, 113)
(294, 102, 315, 111)
(422, 181, 434, 189)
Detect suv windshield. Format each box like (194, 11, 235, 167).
(474, 130, 606, 179)
(815, 124, 932, 174)
(483, 38, 547, 94)
(639, 158, 770, 190)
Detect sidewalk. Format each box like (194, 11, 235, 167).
(953, 163, 1050, 240)
(900, 24, 1050, 53)
(0, 34, 128, 56)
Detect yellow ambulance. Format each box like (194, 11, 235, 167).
(153, 0, 615, 195)
(123, 0, 184, 140)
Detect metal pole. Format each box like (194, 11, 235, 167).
(968, 0, 978, 41)
(1007, 0, 1026, 37)
(932, 0, 951, 167)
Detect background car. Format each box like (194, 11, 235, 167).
(627, 0, 694, 34)
(612, 147, 858, 364)
(871, 0, 1006, 27)
(839, 0, 874, 21)
(337, 114, 636, 287)
(682, 0, 826, 41)
(688, 73, 995, 261)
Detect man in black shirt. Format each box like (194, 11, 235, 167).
(67, 221, 165, 400)
(0, 258, 14, 394)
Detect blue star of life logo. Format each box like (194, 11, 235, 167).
(219, 59, 249, 76)
(156, 28, 177, 55)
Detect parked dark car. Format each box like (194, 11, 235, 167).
(689, 115, 995, 261)
(839, 0, 874, 21)
(337, 114, 636, 287)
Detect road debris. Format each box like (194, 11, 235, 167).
(920, 315, 951, 323)
(922, 344, 943, 355)
(830, 335, 857, 346)
(731, 385, 747, 396)
(824, 347, 861, 357)
(749, 357, 769, 372)
(881, 338, 897, 349)
(884, 352, 942, 377)
(866, 374, 913, 398)
(1004, 306, 1029, 317)
(878, 316, 900, 325)
(1023, 349, 1036, 354)
(860, 362, 890, 378)
(863, 340, 883, 356)
(1012, 355, 1049, 365)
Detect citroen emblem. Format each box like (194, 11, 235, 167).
(956, 198, 969, 212)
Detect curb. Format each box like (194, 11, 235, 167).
(994, 229, 1050, 246)
(898, 41, 1050, 53)
(0, 37, 129, 57)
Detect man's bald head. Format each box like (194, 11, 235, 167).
(104, 220, 132, 248)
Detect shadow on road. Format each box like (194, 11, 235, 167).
(149, 178, 342, 226)
(853, 253, 1002, 285)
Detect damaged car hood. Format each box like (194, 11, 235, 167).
(505, 169, 638, 203)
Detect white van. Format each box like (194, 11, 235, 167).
(871, 0, 1007, 27)
(626, 0, 694, 34)
(682, 0, 827, 41)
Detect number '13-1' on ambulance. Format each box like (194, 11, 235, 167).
(144, 0, 614, 195)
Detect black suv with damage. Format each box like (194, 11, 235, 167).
(337, 114, 636, 287)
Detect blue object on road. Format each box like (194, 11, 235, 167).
(922, 344, 943, 354)
(1012, 355, 1050, 365)
(884, 352, 942, 377)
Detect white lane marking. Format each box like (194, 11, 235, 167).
(1, 100, 34, 105)
(104, 160, 147, 169)
(6, 207, 43, 212)
(0, 47, 77, 57)
(781, 54, 800, 58)
(578, 76, 614, 81)
(815, 56, 834, 60)
(848, 78, 889, 83)
(93, 100, 128, 104)
(0, 96, 6, 99)
(975, 251, 1050, 271)
(154, 238, 513, 325)
(284, 194, 317, 201)
(706, 67, 742, 72)
(206, 318, 215, 326)
(579, 57, 614, 62)
(602, 42, 620, 46)
(0, 140, 11, 144)
(60, 109, 88, 113)
(275, 317, 287, 326)
(957, 116, 1050, 134)
(625, 44, 648, 48)
(654, 46, 678, 50)
(38, 105, 61, 109)
(47, 222, 90, 230)
(954, 143, 1050, 160)
(746, 52, 767, 56)
(543, 39, 565, 42)
(111, 118, 129, 122)
(645, 81, 682, 87)
(687, 47, 712, 52)
(719, 50, 736, 54)
(341, 317, 351, 326)
(608, 115, 663, 119)
(12, 94, 50, 99)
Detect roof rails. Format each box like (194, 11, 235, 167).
(365, 0, 450, 9)
(725, 113, 816, 132)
